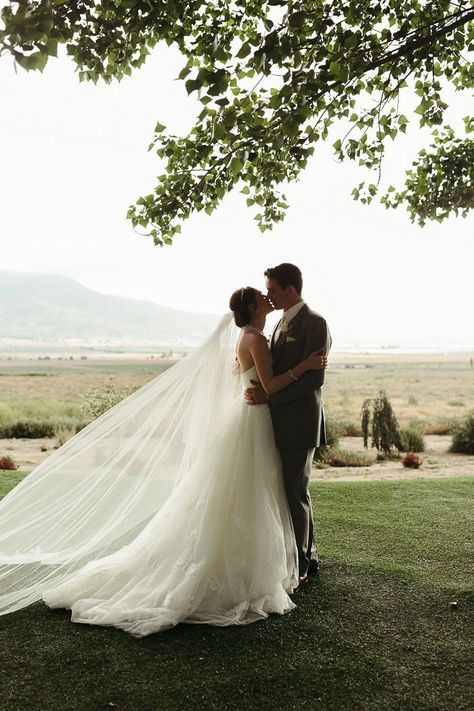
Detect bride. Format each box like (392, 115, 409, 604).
(0, 287, 326, 637)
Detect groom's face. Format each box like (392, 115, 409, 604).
(266, 278, 290, 311)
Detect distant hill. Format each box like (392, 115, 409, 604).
(0, 271, 219, 346)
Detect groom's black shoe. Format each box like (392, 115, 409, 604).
(308, 559, 320, 574)
(293, 575, 309, 594)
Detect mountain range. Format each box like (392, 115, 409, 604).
(0, 271, 219, 346)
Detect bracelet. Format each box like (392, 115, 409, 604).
(288, 368, 298, 381)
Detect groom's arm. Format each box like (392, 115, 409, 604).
(268, 318, 331, 408)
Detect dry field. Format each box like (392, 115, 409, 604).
(0, 352, 473, 428)
(0, 357, 172, 403)
(1, 352, 473, 480)
(0, 354, 474, 426)
(325, 352, 474, 429)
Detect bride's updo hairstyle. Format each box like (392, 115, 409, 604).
(229, 287, 258, 328)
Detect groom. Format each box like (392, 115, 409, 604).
(245, 263, 331, 591)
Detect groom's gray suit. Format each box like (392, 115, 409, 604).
(268, 303, 331, 577)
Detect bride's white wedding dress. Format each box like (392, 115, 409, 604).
(0, 315, 299, 636)
(42, 366, 298, 637)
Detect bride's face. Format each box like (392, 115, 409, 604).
(255, 291, 274, 317)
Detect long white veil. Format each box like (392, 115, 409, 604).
(0, 312, 239, 616)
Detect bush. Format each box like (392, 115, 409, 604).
(54, 425, 77, 448)
(322, 448, 374, 468)
(424, 420, 453, 435)
(0, 419, 56, 438)
(400, 427, 425, 453)
(82, 384, 136, 421)
(449, 414, 474, 454)
(0, 455, 17, 471)
(0, 416, 83, 439)
(402, 452, 423, 469)
(338, 420, 363, 437)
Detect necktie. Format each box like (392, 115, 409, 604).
(277, 318, 287, 341)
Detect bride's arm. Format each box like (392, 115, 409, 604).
(249, 334, 325, 397)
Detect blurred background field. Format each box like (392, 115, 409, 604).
(1, 352, 472, 438)
(327, 352, 474, 434)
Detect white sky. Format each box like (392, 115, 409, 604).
(0, 43, 473, 348)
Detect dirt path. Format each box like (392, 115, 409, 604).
(1, 435, 473, 481)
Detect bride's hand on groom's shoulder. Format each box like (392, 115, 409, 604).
(245, 380, 268, 405)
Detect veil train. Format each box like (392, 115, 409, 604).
(0, 313, 239, 616)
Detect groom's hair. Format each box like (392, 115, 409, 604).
(264, 263, 303, 294)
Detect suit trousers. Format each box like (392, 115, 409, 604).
(279, 447, 317, 577)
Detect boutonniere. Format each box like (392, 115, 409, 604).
(280, 321, 289, 334)
(285, 336, 296, 343)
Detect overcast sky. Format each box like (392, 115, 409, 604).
(0, 42, 473, 349)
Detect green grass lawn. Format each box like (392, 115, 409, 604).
(0, 474, 472, 711)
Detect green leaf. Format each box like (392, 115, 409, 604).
(237, 42, 251, 59)
(288, 11, 306, 29)
(185, 79, 202, 95)
(415, 99, 433, 115)
(46, 38, 58, 57)
(344, 33, 359, 50)
(328, 61, 349, 82)
(229, 157, 243, 176)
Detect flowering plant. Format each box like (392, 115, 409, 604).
(402, 452, 422, 469)
(0, 456, 17, 471)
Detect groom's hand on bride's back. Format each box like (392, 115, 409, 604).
(245, 380, 268, 405)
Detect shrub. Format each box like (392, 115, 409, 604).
(55, 425, 77, 448)
(0, 416, 83, 439)
(82, 384, 136, 421)
(323, 448, 374, 468)
(402, 452, 423, 469)
(361, 390, 402, 456)
(425, 421, 453, 435)
(339, 420, 363, 437)
(408, 395, 418, 405)
(0, 419, 56, 438)
(0, 455, 17, 471)
(449, 414, 474, 454)
(400, 427, 425, 453)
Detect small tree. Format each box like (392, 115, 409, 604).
(1, 2, 473, 244)
(361, 390, 402, 457)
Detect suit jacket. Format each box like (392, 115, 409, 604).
(269, 304, 331, 450)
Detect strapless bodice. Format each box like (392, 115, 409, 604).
(240, 365, 257, 390)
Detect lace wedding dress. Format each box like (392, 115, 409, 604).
(42, 365, 298, 636)
(0, 314, 298, 637)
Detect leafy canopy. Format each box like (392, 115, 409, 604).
(1, 1, 473, 245)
